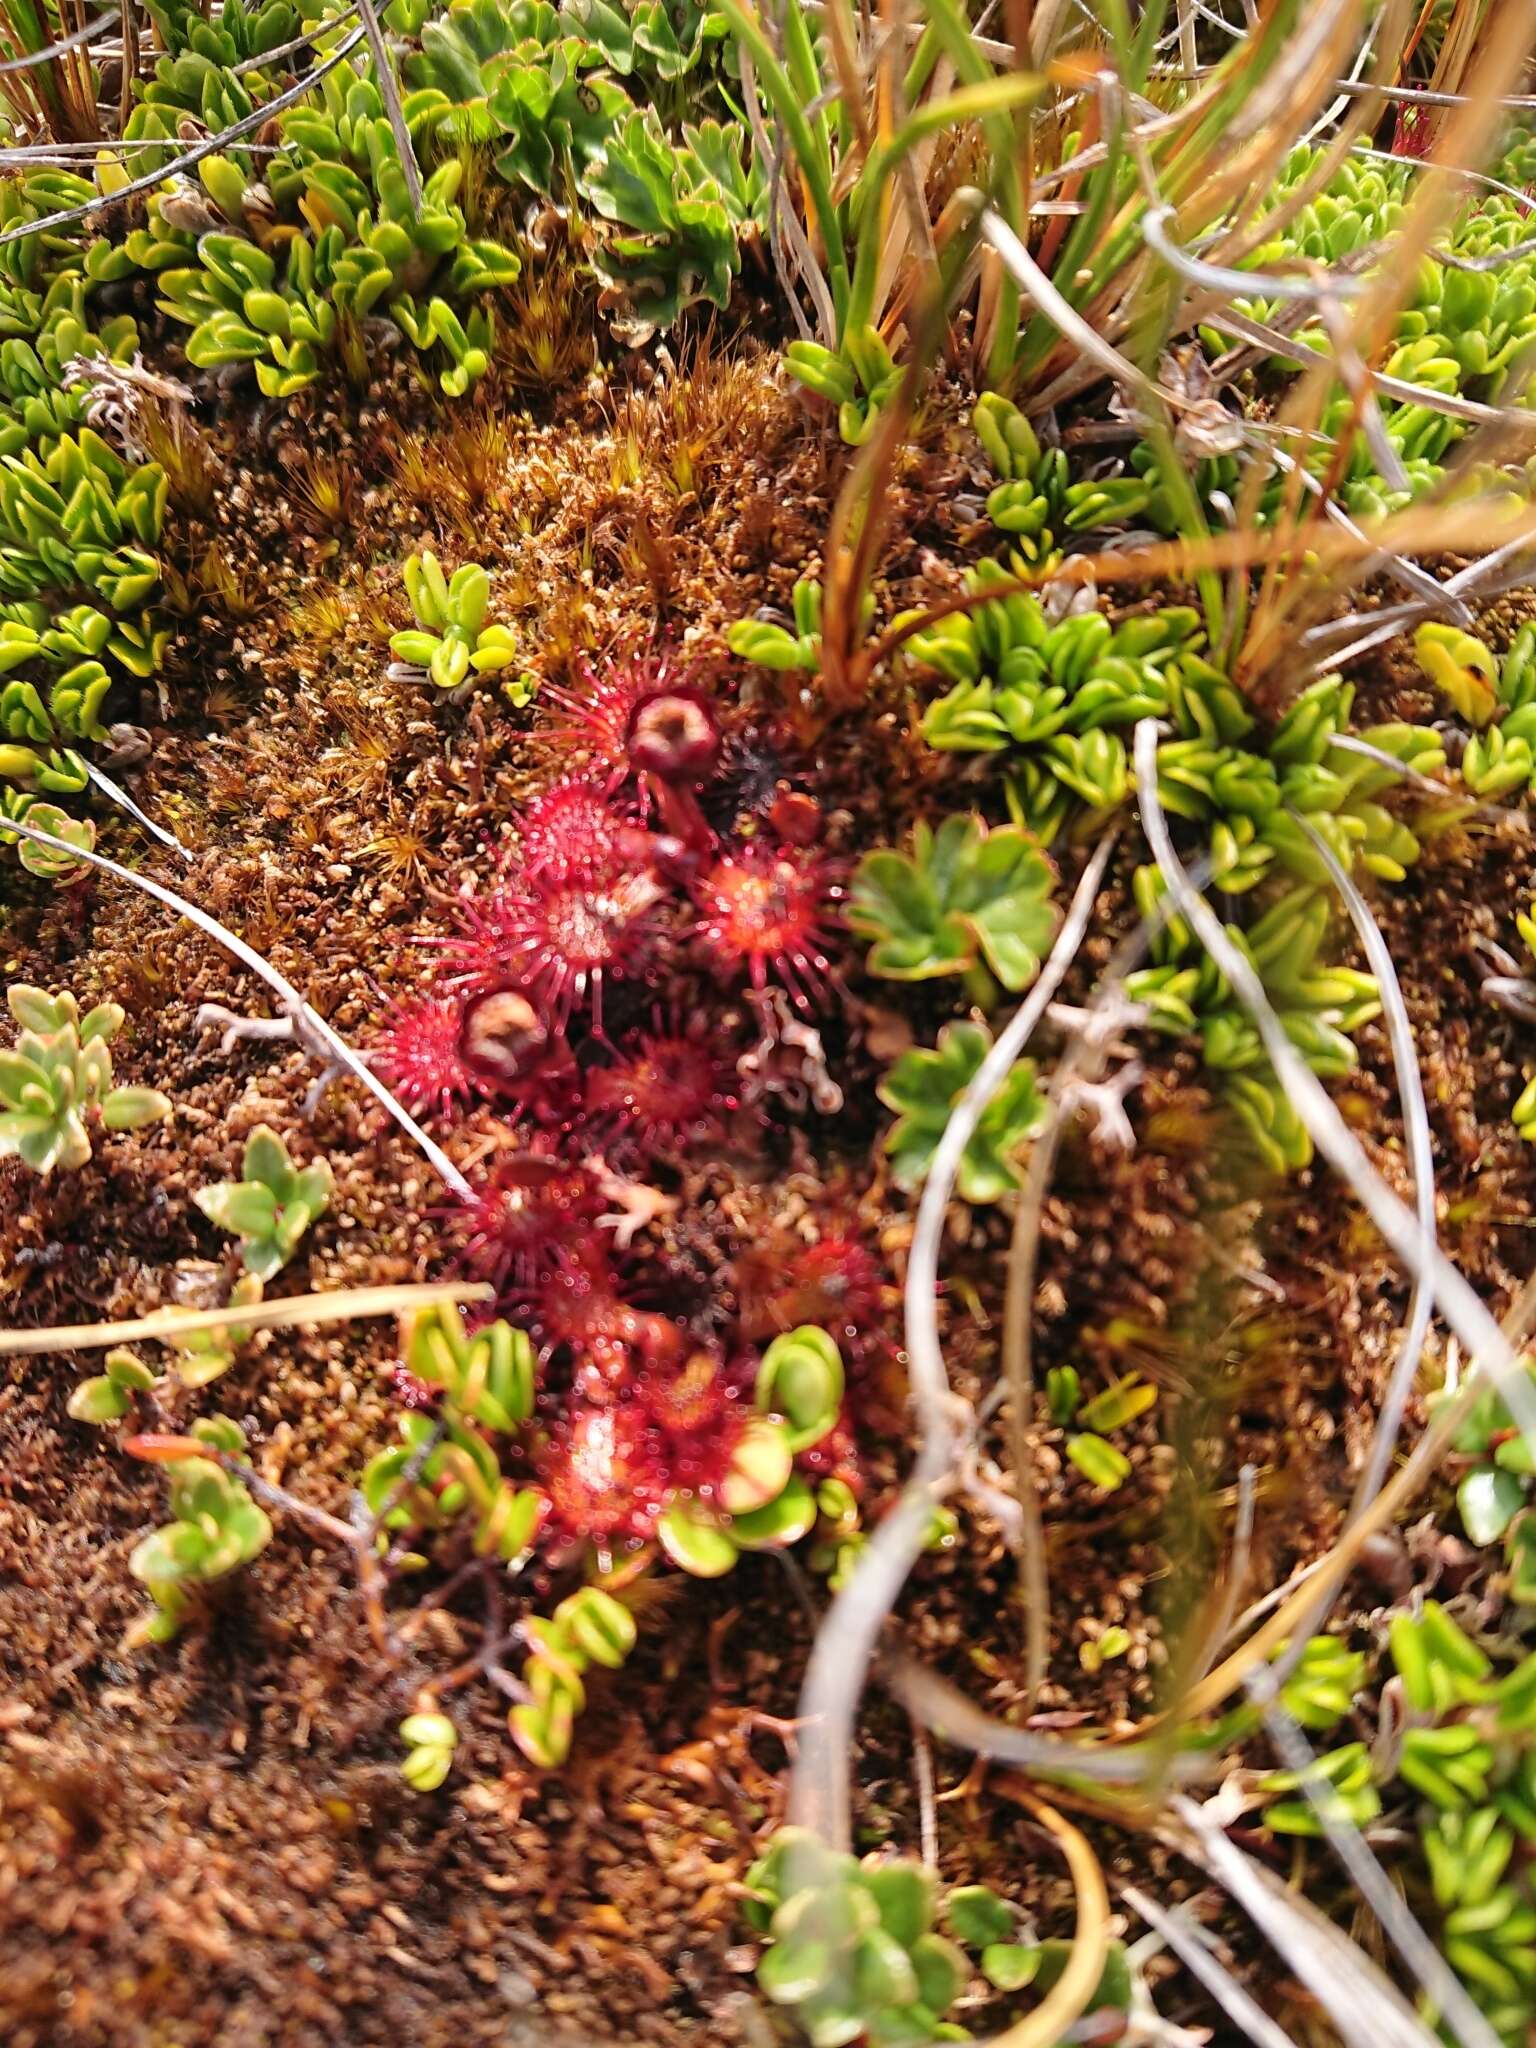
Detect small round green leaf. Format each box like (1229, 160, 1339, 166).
(910, 1932, 968, 2013)
(981, 1944, 1039, 1992)
(67, 1375, 130, 1423)
(1066, 1432, 1132, 1491)
(657, 1498, 740, 1577)
(729, 1475, 818, 1551)
(945, 1884, 1014, 1948)
(861, 1859, 935, 1947)
(758, 1934, 835, 2006)
(853, 1925, 918, 2009)
(719, 1414, 794, 1516)
(1459, 1466, 1525, 1547)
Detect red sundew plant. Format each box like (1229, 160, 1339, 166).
(457, 1153, 607, 1289)
(373, 991, 486, 1119)
(532, 1242, 689, 1398)
(628, 686, 721, 785)
(376, 985, 576, 1126)
(446, 844, 668, 1033)
(583, 1022, 740, 1154)
(540, 1346, 755, 1549)
(540, 1401, 666, 1545)
(691, 840, 841, 1010)
(793, 1410, 860, 1481)
(517, 778, 637, 874)
(543, 650, 720, 789)
(370, 664, 876, 1631)
(627, 685, 723, 850)
(643, 1344, 763, 1494)
(1390, 104, 1434, 159)
(735, 1231, 888, 1356)
(636, 1343, 734, 1437)
(457, 987, 578, 1124)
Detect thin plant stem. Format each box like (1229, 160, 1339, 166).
(0, 810, 475, 1199)
(0, 1281, 493, 1357)
(1121, 1887, 1301, 2048)
(788, 832, 1117, 1848)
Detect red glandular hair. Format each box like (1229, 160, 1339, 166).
(691, 840, 839, 1009)
(583, 1023, 739, 1154)
(517, 778, 636, 873)
(373, 992, 483, 1120)
(445, 841, 666, 1034)
(455, 1154, 606, 1290)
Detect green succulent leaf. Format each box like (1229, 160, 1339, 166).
(850, 816, 1058, 998)
(1065, 1433, 1132, 1491)
(755, 1326, 844, 1452)
(879, 1020, 1046, 1203)
(1460, 1466, 1526, 1548)
(194, 1124, 330, 1278)
(945, 1885, 1015, 1948)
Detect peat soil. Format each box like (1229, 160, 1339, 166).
(2, 346, 1534, 2046)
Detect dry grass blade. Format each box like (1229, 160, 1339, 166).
(0, 8, 111, 74)
(1209, 306, 1531, 429)
(738, 41, 835, 342)
(970, 201, 1163, 407)
(1121, 1887, 1299, 2048)
(989, 1783, 1109, 2048)
(1001, 1109, 1058, 1708)
(1237, 5, 1536, 675)
(0, 1282, 494, 1357)
(1299, 819, 1437, 1525)
(1248, 813, 1441, 1686)
(1140, 200, 1364, 302)
(1178, 1267, 1536, 1721)
(79, 754, 192, 859)
(789, 834, 1117, 1847)
(887, 1657, 1212, 1783)
(231, 4, 362, 76)
(0, 23, 368, 248)
(1264, 443, 1463, 620)
(0, 810, 475, 1200)
(1167, 1796, 1438, 2048)
(1311, 534, 1536, 673)
(860, 498, 1536, 685)
(1130, 716, 1530, 1429)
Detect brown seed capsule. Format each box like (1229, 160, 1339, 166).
(460, 988, 545, 1083)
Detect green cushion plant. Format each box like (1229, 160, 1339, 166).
(727, 576, 872, 676)
(390, 550, 518, 691)
(848, 815, 1059, 1008)
(193, 1123, 333, 1281)
(754, 1325, 844, 1454)
(1255, 1605, 1536, 2043)
(743, 1830, 972, 2048)
(0, 982, 170, 1174)
(126, 1417, 273, 1645)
